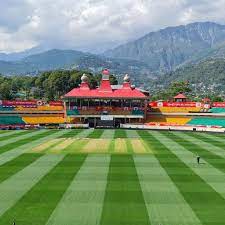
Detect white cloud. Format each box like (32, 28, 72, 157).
(0, 0, 225, 53)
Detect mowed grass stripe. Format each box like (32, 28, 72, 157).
(62, 139, 88, 153)
(150, 131, 225, 224)
(208, 132, 225, 139)
(100, 129, 115, 139)
(0, 129, 39, 147)
(189, 132, 225, 151)
(0, 154, 64, 219)
(126, 129, 139, 138)
(46, 155, 110, 225)
(108, 139, 115, 153)
(137, 131, 202, 225)
(126, 139, 133, 153)
(0, 130, 27, 138)
(131, 139, 147, 154)
(0, 130, 33, 142)
(0, 130, 70, 166)
(155, 131, 225, 200)
(167, 132, 225, 174)
(59, 129, 83, 138)
(0, 154, 86, 225)
(197, 131, 225, 142)
(48, 138, 75, 154)
(114, 138, 127, 153)
(100, 155, 151, 225)
(31, 139, 62, 153)
(126, 130, 148, 154)
(175, 132, 225, 159)
(82, 139, 111, 153)
(76, 129, 94, 138)
(0, 130, 56, 155)
(0, 131, 7, 134)
(134, 153, 201, 224)
(51, 129, 95, 154)
(0, 153, 43, 184)
(114, 129, 127, 138)
(87, 129, 104, 138)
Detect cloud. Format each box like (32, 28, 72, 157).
(0, 0, 225, 53)
(0, 0, 34, 31)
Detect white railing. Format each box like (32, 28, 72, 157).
(120, 124, 225, 133)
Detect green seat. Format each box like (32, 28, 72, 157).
(188, 117, 225, 127)
(132, 109, 144, 115)
(0, 116, 25, 125)
(209, 108, 225, 113)
(0, 106, 15, 111)
(67, 109, 79, 116)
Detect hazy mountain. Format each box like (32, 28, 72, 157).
(0, 45, 49, 61)
(0, 49, 152, 77)
(104, 22, 225, 72)
(1, 21, 225, 80)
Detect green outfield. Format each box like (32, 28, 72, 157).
(0, 128, 225, 225)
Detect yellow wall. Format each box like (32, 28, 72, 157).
(22, 116, 65, 124)
(146, 116, 192, 125)
(151, 107, 201, 113)
(16, 106, 63, 111)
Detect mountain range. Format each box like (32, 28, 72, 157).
(104, 22, 225, 72)
(0, 49, 152, 77)
(1, 21, 225, 88)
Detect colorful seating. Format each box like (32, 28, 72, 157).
(151, 107, 201, 113)
(146, 116, 192, 125)
(209, 108, 225, 113)
(0, 116, 25, 125)
(0, 106, 15, 111)
(188, 118, 225, 127)
(132, 109, 144, 115)
(67, 109, 79, 115)
(22, 117, 65, 124)
(16, 105, 64, 111)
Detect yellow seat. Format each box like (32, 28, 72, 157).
(152, 107, 201, 113)
(146, 116, 192, 125)
(23, 116, 65, 124)
(16, 105, 64, 111)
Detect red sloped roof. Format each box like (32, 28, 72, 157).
(174, 93, 187, 99)
(64, 70, 147, 99)
(64, 81, 147, 99)
(99, 80, 112, 93)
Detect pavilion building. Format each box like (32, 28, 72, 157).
(173, 93, 188, 102)
(63, 69, 149, 127)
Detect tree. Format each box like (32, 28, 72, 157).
(168, 81, 192, 97)
(96, 74, 118, 85)
(0, 81, 13, 99)
(0, 69, 118, 101)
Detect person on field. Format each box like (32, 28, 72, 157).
(197, 155, 200, 164)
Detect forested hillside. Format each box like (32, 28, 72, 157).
(150, 58, 225, 98)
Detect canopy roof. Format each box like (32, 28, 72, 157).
(64, 70, 147, 99)
(174, 93, 187, 99)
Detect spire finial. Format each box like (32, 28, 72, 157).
(81, 73, 88, 83)
(124, 74, 130, 82)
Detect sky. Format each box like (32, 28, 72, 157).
(1, 0, 225, 54)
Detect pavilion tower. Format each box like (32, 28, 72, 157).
(80, 74, 90, 90)
(99, 69, 112, 92)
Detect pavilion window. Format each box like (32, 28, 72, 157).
(124, 100, 130, 107)
(76, 99, 81, 108)
(83, 99, 88, 107)
(89, 100, 95, 107)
